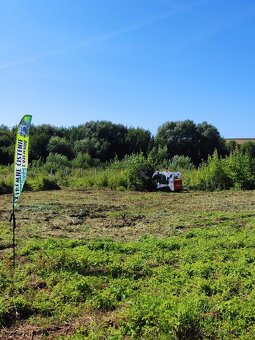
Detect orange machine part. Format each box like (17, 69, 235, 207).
(174, 179, 183, 191)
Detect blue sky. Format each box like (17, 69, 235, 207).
(0, 0, 255, 137)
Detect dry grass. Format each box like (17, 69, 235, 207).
(1, 188, 254, 245)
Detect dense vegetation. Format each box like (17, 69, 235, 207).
(0, 119, 239, 167)
(1, 119, 255, 193)
(1, 148, 255, 194)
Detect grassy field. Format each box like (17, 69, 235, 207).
(0, 189, 255, 339)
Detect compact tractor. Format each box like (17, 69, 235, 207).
(152, 171, 183, 192)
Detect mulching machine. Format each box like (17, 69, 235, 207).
(152, 171, 183, 192)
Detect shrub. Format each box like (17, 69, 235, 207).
(0, 166, 12, 194)
(123, 153, 155, 191)
(27, 174, 60, 191)
(193, 149, 255, 191)
(0, 181, 12, 194)
(105, 168, 128, 190)
(65, 169, 96, 188)
(226, 149, 255, 190)
(168, 155, 194, 170)
(44, 153, 71, 174)
(195, 151, 233, 190)
(72, 152, 99, 168)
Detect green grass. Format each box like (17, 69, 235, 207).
(0, 189, 255, 338)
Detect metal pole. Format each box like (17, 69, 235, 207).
(9, 206, 16, 270)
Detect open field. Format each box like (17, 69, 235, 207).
(1, 189, 255, 339)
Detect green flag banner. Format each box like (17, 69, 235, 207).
(13, 115, 32, 206)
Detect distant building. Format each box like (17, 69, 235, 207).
(225, 138, 255, 145)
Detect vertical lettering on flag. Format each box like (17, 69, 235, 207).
(13, 115, 32, 206)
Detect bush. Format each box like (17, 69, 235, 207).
(107, 169, 128, 190)
(0, 166, 13, 194)
(27, 174, 60, 191)
(195, 151, 233, 190)
(44, 153, 71, 174)
(65, 169, 96, 188)
(0, 181, 12, 194)
(226, 149, 255, 190)
(168, 155, 194, 170)
(72, 152, 99, 168)
(1, 148, 254, 194)
(194, 150, 255, 191)
(123, 153, 155, 191)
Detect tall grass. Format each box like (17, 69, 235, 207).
(0, 165, 12, 194)
(1, 151, 254, 193)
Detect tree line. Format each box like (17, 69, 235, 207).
(0, 120, 254, 167)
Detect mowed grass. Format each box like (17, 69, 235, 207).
(0, 189, 255, 339)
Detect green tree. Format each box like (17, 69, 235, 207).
(44, 153, 71, 173)
(125, 128, 152, 155)
(47, 136, 74, 159)
(196, 151, 233, 190)
(155, 120, 225, 165)
(29, 124, 63, 161)
(155, 120, 200, 165)
(72, 152, 99, 168)
(124, 153, 155, 191)
(226, 148, 255, 190)
(225, 140, 239, 154)
(241, 142, 255, 158)
(72, 121, 128, 161)
(0, 125, 15, 165)
(148, 145, 168, 166)
(197, 121, 226, 161)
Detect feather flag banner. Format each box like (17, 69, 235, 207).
(13, 115, 32, 207)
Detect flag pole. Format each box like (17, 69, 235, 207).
(11, 114, 32, 270)
(10, 203, 16, 269)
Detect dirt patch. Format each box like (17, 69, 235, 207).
(0, 311, 117, 339)
(107, 214, 145, 228)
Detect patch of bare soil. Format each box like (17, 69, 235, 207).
(0, 311, 119, 339)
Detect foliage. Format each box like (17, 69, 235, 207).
(29, 124, 66, 161)
(148, 145, 169, 165)
(241, 142, 255, 158)
(72, 121, 128, 161)
(0, 120, 233, 167)
(0, 125, 15, 165)
(27, 173, 60, 191)
(54, 151, 255, 192)
(154, 120, 226, 165)
(167, 155, 194, 170)
(44, 153, 71, 174)
(226, 148, 255, 190)
(1, 143, 255, 193)
(120, 153, 155, 191)
(194, 151, 233, 190)
(72, 152, 98, 168)
(197, 121, 226, 160)
(47, 136, 74, 159)
(65, 154, 154, 191)
(125, 128, 152, 156)
(0, 181, 12, 194)
(225, 140, 238, 154)
(193, 150, 255, 191)
(0, 165, 12, 193)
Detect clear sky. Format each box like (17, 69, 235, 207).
(0, 0, 255, 137)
